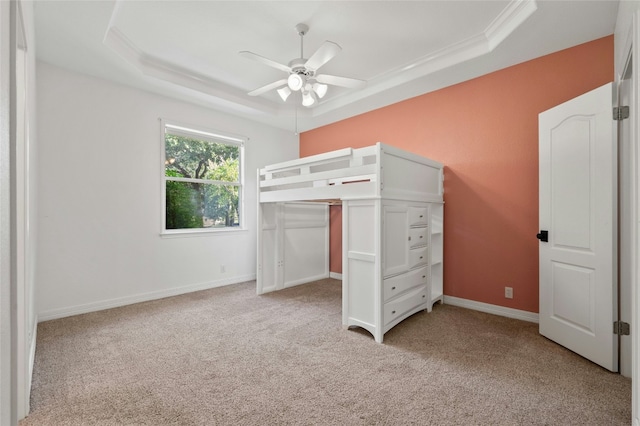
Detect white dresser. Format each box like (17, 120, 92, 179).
(343, 198, 443, 342)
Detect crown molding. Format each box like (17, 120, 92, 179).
(312, 0, 537, 117)
(485, 0, 539, 50)
(102, 0, 538, 125)
(103, 2, 278, 116)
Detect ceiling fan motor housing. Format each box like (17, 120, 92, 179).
(288, 58, 313, 77)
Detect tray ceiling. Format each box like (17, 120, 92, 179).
(34, 1, 619, 132)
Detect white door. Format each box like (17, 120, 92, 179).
(539, 82, 617, 372)
(382, 204, 410, 277)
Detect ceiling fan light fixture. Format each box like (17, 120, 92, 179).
(312, 82, 328, 99)
(241, 23, 365, 115)
(302, 90, 317, 107)
(287, 73, 304, 91)
(277, 86, 291, 101)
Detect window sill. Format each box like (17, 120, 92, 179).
(160, 227, 248, 238)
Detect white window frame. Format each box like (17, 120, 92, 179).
(160, 119, 246, 236)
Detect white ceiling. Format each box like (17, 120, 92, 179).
(34, 0, 619, 133)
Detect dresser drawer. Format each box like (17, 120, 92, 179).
(408, 207, 429, 226)
(384, 285, 428, 326)
(409, 246, 428, 269)
(408, 227, 428, 248)
(383, 266, 428, 302)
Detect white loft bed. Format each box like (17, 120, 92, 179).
(257, 142, 444, 343)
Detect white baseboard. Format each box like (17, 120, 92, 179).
(38, 274, 256, 322)
(443, 295, 539, 323)
(285, 272, 331, 288)
(329, 272, 343, 280)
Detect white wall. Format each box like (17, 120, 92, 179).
(36, 61, 298, 320)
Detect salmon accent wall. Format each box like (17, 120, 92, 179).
(301, 36, 613, 313)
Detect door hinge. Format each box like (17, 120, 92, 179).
(613, 106, 629, 121)
(614, 321, 630, 336)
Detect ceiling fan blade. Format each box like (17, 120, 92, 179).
(239, 51, 291, 73)
(316, 74, 366, 89)
(247, 79, 288, 96)
(304, 41, 341, 71)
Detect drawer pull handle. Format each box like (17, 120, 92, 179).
(422, 275, 426, 279)
(422, 295, 426, 298)
(392, 310, 396, 314)
(420, 235, 423, 239)
(408, 236, 411, 241)
(420, 256, 423, 259)
(419, 215, 423, 218)
(391, 286, 396, 290)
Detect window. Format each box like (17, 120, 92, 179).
(162, 121, 244, 233)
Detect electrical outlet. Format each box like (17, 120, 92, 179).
(505, 286, 513, 299)
(220, 264, 226, 273)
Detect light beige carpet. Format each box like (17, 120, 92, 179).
(21, 279, 630, 425)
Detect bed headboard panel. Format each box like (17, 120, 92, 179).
(378, 143, 443, 203)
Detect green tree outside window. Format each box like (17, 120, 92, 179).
(164, 128, 242, 230)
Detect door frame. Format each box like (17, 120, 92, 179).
(14, 0, 31, 418)
(0, 0, 17, 424)
(632, 12, 640, 426)
(619, 8, 640, 426)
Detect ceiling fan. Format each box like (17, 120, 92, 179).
(240, 23, 366, 107)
